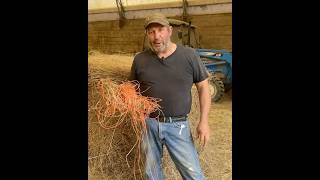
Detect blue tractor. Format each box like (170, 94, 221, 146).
(142, 19, 232, 102)
(196, 48, 232, 102)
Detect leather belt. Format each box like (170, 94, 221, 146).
(150, 115, 187, 123)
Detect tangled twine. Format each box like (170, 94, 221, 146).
(91, 78, 161, 179)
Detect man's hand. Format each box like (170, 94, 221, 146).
(196, 120, 210, 147)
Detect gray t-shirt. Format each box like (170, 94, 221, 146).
(129, 44, 208, 117)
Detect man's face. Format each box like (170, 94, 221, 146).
(146, 23, 172, 53)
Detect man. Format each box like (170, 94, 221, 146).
(129, 13, 210, 180)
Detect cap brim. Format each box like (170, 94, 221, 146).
(144, 20, 169, 29)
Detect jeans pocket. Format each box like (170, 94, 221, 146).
(172, 121, 188, 128)
(171, 121, 191, 138)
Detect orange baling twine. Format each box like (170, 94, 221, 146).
(93, 78, 161, 175)
(95, 79, 161, 130)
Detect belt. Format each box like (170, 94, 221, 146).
(150, 115, 187, 123)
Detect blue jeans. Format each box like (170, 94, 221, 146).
(141, 118, 205, 180)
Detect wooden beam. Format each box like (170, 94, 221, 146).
(88, 0, 231, 14)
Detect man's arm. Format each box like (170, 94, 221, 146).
(128, 59, 136, 81)
(195, 78, 211, 147)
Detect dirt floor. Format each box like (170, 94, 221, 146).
(202, 91, 232, 179)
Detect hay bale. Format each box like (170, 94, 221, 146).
(88, 51, 133, 82)
(88, 52, 144, 179)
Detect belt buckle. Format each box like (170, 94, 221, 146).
(158, 116, 169, 123)
(164, 117, 173, 123)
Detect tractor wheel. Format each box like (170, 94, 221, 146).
(224, 84, 232, 92)
(208, 74, 225, 102)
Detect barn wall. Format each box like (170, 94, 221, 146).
(88, 1, 232, 53)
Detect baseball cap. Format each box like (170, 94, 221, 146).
(144, 13, 170, 29)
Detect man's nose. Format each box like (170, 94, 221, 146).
(154, 31, 160, 40)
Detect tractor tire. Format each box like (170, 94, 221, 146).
(209, 74, 225, 103)
(224, 84, 232, 92)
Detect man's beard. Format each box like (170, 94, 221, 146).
(148, 39, 170, 54)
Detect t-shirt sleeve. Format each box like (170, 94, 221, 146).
(191, 50, 209, 83)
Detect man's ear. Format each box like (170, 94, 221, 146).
(168, 25, 173, 36)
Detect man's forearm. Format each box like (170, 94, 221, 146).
(195, 79, 211, 147)
(196, 80, 211, 123)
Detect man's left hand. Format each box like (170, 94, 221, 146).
(196, 121, 210, 147)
